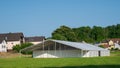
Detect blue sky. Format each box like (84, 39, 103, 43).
(0, 0, 120, 37)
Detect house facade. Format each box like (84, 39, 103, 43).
(0, 32, 25, 51)
(100, 38, 120, 49)
(25, 36, 45, 45)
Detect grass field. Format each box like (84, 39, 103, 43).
(0, 51, 120, 68)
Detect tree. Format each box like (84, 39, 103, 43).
(106, 24, 120, 38)
(90, 26, 105, 42)
(51, 24, 120, 43)
(52, 33, 67, 40)
(73, 26, 94, 42)
(52, 25, 77, 41)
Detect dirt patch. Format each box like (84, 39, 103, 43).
(0, 52, 32, 58)
(0, 52, 21, 58)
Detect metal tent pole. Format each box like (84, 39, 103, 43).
(47, 41, 50, 58)
(60, 44, 62, 57)
(81, 50, 83, 57)
(55, 42, 56, 57)
(43, 39, 44, 58)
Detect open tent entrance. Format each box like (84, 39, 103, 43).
(98, 51, 101, 56)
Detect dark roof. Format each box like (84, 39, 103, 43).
(102, 38, 120, 44)
(109, 38, 120, 44)
(101, 40, 109, 43)
(25, 36, 45, 42)
(0, 32, 24, 43)
(109, 38, 120, 42)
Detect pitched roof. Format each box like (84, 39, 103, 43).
(102, 38, 120, 44)
(25, 36, 45, 42)
(21, 39, 107, 51)
(109, 38, 120, 44)
(0, 32, 24, 43)
(52, 40, 107, 51)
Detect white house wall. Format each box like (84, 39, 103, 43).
(33, 50, 82, 58)
(0, 44, 7, 52)
(0, 41, 7, 52)
(7, 41, 21, 50)
(30, 42, 42, 45)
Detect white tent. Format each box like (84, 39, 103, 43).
(21, 39, 110, 58)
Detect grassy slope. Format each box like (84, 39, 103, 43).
(0, 51, 120, 68)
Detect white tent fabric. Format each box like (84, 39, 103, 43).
(21, 39, 110, 58)
(51, 40, 107, 51)
(21, 39, 107, 51)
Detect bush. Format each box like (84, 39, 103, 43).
(13, 43, 33, 54)
(114, 48, 119, 50)
(13, 44, 21, 52)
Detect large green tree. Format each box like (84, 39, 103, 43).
(52, 25, 77, 41)
(73, 26, 94, 42)
(106, 24, 120, 38)
(51, 24, 120, 43)
(90, 26, 105, 42)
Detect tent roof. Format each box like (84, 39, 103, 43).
(52, 40, 107, 51)
(21, 39, 108, 51)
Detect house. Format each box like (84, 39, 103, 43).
(0, 32, 25, 51)
(109, 38, 120, 45)
(114, 43, 120, 49)
(21, 39, 110, 58)
(25, 36, 45, 45)
(0, 40, 7, 52)
(101, 38, 120, 49)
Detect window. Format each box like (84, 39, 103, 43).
(2, 45, 6, 48)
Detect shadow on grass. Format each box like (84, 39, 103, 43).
(44, 65, 120, 68)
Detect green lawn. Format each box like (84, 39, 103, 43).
(0, 51, 120, 68)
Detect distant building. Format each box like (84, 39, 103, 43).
(25, 36, 45, 45)
(108, 38, 120, 45)
(100, 38, 120, 49)
(0, 32, 25, 51)
(114, 43, 120, 49)
(0, 32, 45, 52)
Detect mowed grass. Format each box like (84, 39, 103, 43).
(0, 51, 120, 68)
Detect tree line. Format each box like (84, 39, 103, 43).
(51, 24, 120, 43)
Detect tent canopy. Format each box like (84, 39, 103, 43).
(21, 39, 108, 51)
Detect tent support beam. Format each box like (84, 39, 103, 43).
(81, 50, 83, 57)
(55, 42, 56, 57)
(43, 40, 44, 58)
